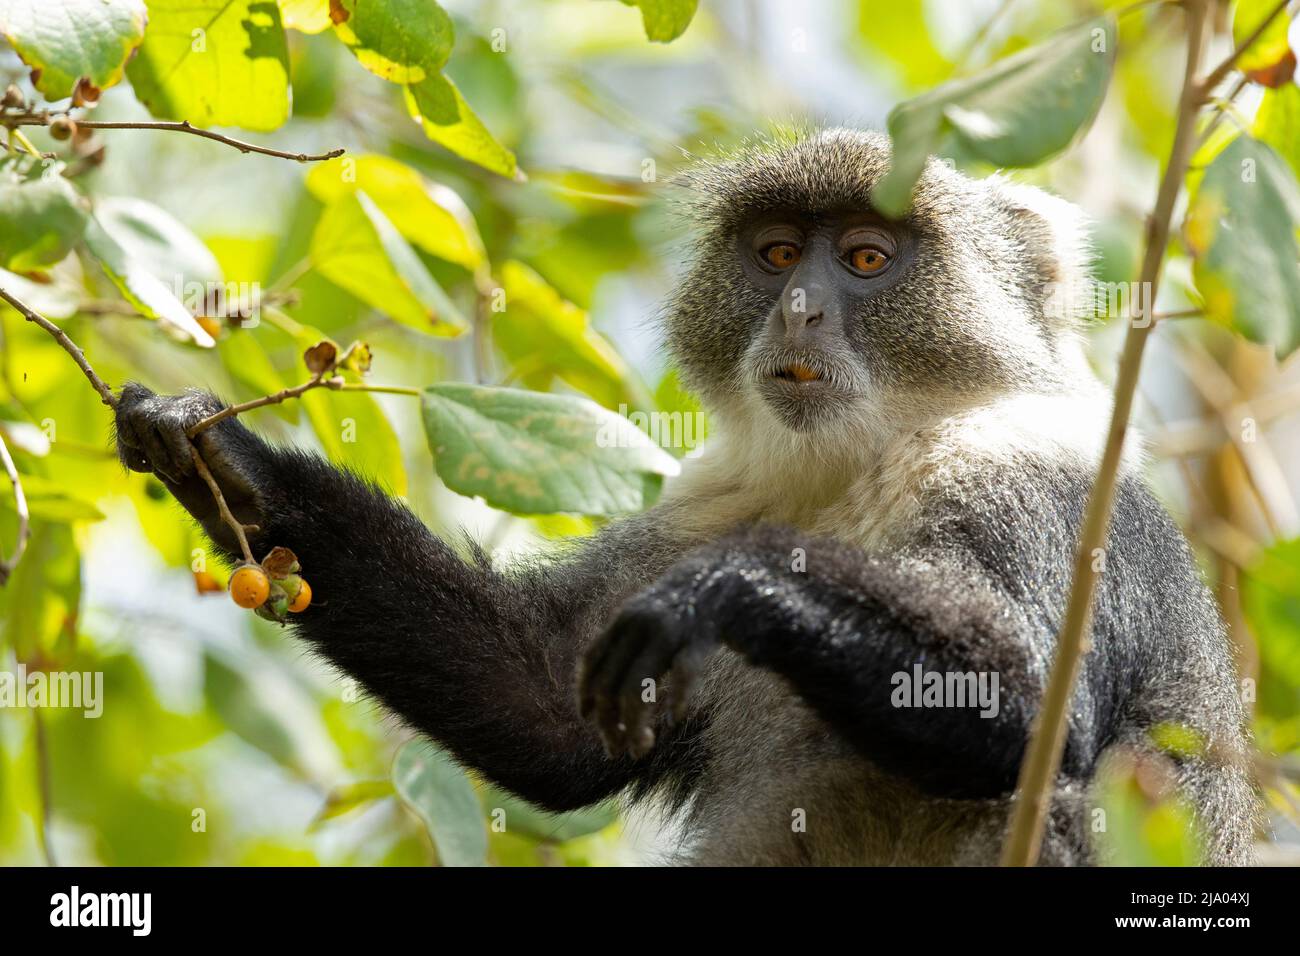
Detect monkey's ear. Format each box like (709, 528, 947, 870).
(987, 176, 1096, 327)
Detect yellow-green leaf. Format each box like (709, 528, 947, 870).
(305, 155, 486, 272)
(309, 190, 468, 335)
(331, 0, 453, 83)
(618, 0, 698, 43)
(126, 0, 290, 132)
(406, 75, 520, 180)
(495, 259, 645, 411)
(278, 0, 331, 34)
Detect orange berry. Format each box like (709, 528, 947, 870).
(288, 578, 312, 613)
(229, 565, 270, 609)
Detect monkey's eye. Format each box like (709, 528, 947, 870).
(762, 243, 802, 270)
(848, 246, 890, 274)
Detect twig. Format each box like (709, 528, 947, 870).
(186, 374, 333, 437)
(2, 113, 345, 163)
(189, 446, 256, 564)
(1000, 0, 1212, 867)
(0, 430, 29, 586)
(1197, 0, 1292, 97)
(0, 286, 115, 407)
(1195, 74, 1249, 149)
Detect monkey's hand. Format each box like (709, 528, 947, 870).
(578, 563, 735, 759)
(114, 383, 269, 555)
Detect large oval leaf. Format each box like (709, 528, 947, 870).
(406, 75, 520, 181)
(1186, 136, 1300, 358)
(421, 383, 680, 516)
(331, 0, 454, 83)
(0, 0, 147, 100)
(873, 16, 1116, 217)
(83, 216, 216, 347)
(305, 155, 486, 272)
(495, 259, 646, 411)
(391, 741, 487, 867)
(310, 190, 468, 335)
(126, 0, 290, 132)
(0, 158, 88, 272)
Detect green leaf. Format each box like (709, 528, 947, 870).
(0, 0, 147, 99)
(93, 197, 223, 287)
(305, 155, 487, 272)
(309, 779, 394, 830)
(1097, 753, 1202, 866)
(420, 383, 680, 516)
(618, 0, 698, 42)
(0, 158, 88, 272)
(1185, 136, 1300, 358)
(202, 651, 317, 774)
(218, 330, 298, 424)
(125, 0, 290, 132)
(495, 259, 645, 411)
(331, 0, 453, 82)
(873, 17, 1116, 217)
(481, 787, 617, 843)
(1253, 82, 1300, 183)
(1241, 537, 1300, 720)
(1233, 0, 1294, 75)
(0, 521, 80, 665)
(0, 471, 104, 523)
(310, 190, 468, 335)
(83, 216, 216, 347)
(391, 740, 487, 867)
(406, 75, 520, 180)
(854, 0, 951, 89)
(278, 0, 331, 34)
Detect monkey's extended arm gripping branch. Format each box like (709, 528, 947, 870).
(0, 285, 258, 575)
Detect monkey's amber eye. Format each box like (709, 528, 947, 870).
(849, 246, 889, 274)
(763, 243, 801, 270)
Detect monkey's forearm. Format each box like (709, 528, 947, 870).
(242, 446, 654, 810)
(594, 528, 1105, 799)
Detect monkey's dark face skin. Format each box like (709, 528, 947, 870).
(736, 209, 916, 431)
(666, 129, 1089, 435)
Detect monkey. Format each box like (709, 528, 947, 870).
(114, 128, 1259, 865)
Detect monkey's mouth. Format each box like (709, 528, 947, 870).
(771, 362, 824, 384)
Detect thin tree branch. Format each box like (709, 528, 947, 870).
(0, 286, 115, 407)
(189, 446, 257, 565)
(2, 113, 345, 163)
(0, 430, 29, 586)
(186, 374, 333, 437)
(1001, 0, 1212, 867)
(1197, 0, 1293, 96)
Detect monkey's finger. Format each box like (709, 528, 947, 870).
(136, 420, 185, 485)
(616, 637, 681, 759)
